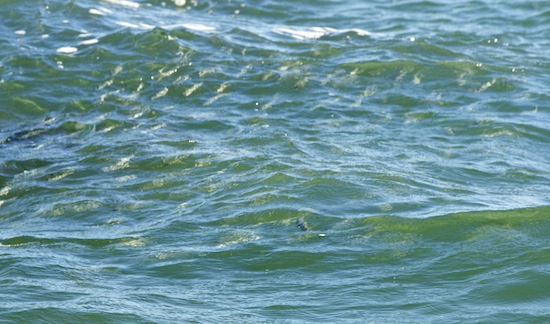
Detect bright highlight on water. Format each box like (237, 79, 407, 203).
(1, 0, 549, 322)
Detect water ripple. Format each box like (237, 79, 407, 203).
(1, 0, 550, 322)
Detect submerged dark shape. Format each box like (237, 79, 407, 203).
(296, 219, 308, 231)
(1, 128, 46, 145)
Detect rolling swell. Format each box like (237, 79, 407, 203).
(2, 206, 550, 322)
(1, 0, 550, 322)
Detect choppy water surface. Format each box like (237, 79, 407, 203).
(1, 0, 550, 322)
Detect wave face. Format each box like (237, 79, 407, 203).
(1, 0, 549, 322)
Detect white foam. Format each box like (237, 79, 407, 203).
(104, 0, 140, 9)
(273, 26, 371, 40)
(115, 21, 140, 28)
(0, 186, 10, 196)
(79, 39, 99, 45)
(89, 8, 105, 16)
(115, 21, 155, 30)
(166, 23, 216, 32)
(274, 27, 327, 40)
(56, 46, 78, 54)
(139, 22, 155, 29)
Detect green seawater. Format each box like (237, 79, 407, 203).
(1, 0, 550, 322)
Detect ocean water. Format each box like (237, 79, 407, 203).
(1, 0, 550, 322)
